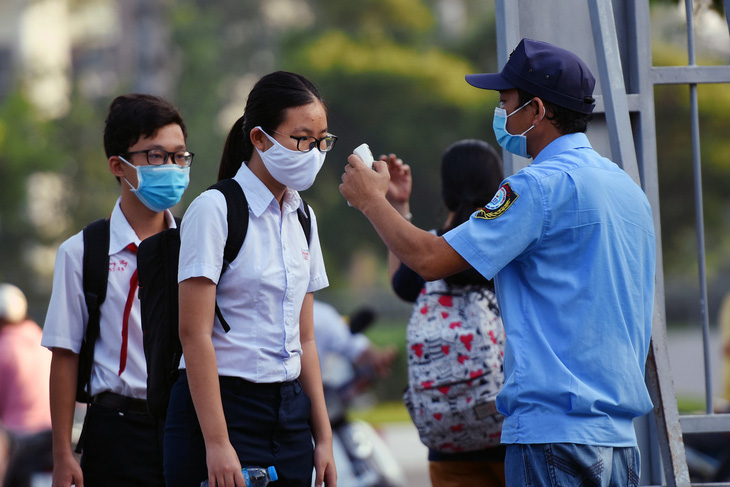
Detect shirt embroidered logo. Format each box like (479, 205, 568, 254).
(476, 182, 519, 220)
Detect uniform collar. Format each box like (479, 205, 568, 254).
(108, 198, 176, 255)
(233, 162, 303, 218)
(533, 132, 592, 165)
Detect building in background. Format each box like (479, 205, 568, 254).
(0, 0, 174, 119)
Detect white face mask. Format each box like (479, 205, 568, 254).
(254, 127, 326, 191)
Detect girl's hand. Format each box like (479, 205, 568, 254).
(382, 153, 412, 209)
(204, 440, 245, 487)
(313, 441, 337, 487)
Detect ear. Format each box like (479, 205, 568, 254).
(250, 127, 269, 152)
(109, 156, 126, 178)
(531, 98, 547, 123)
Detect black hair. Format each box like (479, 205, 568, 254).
(439, 139, 504, 288)
(517, 88, 593, 134)
(218, 71, 324, 181)
(103, 94, 186, 158)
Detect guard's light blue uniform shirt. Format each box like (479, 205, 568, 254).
(444, 133, 655, 446)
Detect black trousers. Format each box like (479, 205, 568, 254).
(163, 371, 314, 487)
(80, 399, 165, 487)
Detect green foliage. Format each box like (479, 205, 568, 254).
(311, 0, 435, 41)
(0, 93, 54, 233)
(349, 400, 412, 425)
(360, 317, 409, 402)
(168, 0, 259, 199)
(2, 0, 728, 321)
(294, 31, 487, 108)
(54, 93, 119, 229)
(280, 4, 498, 276)
(650, 0, 726, 16)
(0, 89, 115, 236)
(0, 87, 117, 308)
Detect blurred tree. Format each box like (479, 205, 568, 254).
(169, 0, 267, 200)
(278, 0, 499, 291)
(650, 0, 727, 17)
(1, 0, 728, 322)
(0, 88, 114, 317)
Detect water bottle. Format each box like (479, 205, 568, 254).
(200, 465, 278, 487)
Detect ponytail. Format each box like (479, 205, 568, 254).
(218, 116, 247, 181)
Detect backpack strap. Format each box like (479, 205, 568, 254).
(78, 218, 110, 403)
(207, 180, 313, 332)
(297, 198, 312, 244)
(208, 179, 248, 333)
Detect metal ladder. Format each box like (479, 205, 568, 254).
(494, 0, 730, 484)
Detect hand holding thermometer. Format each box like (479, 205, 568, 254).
(352, 143, 375, 169)
(346, 143, 376, 206)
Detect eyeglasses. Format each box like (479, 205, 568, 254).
(124, 149, 195, 167)
(272, 131, 338, 153)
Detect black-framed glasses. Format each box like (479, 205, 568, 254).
(272, 131, 338, 153)
(124, 149, 195, 167)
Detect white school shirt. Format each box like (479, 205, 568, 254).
(41, 199, 176, 399)
(178, 163, 329, 382)
(313, 299, 370, 369)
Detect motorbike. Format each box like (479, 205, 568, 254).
(316, 308, 406, 487)
(1, 428, 53, 487)
(684, 430, 730, 483)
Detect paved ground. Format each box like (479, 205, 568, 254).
(665, 327, 723, 402)
(379, 423, 431, 487)
(380, 327, 724, 486)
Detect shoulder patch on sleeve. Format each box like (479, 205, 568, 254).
(475, 182, 519, 220)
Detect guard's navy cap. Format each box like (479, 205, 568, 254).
(466, 38, 596, 114)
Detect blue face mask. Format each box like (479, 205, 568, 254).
(492, 99, 542, 159)
(120, 157, 190, 212)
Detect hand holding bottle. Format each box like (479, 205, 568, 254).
(200, 465, 278, 487)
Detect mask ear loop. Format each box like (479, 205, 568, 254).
(533, 100, 546, 127)
(118, 155, 141, 191)
(250, 126, 273, 154)
(520, 99, 547, 137)
(506, 98, 535, 118)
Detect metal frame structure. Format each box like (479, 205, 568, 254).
(494, 0, 730, 485)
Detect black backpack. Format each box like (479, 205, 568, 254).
(80, 178, 312, 418)
(77, 219, 110, 403)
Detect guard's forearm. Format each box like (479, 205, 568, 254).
(361, 198, 465, 281)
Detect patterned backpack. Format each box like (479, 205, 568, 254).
(403, 278, 505, 452)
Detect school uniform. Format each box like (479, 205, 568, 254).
(163, 162, 328, 487)
(42, 198, 175, 486)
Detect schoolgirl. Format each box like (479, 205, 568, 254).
(163, 71, 337, 487)
(387, 140, 508, 487)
